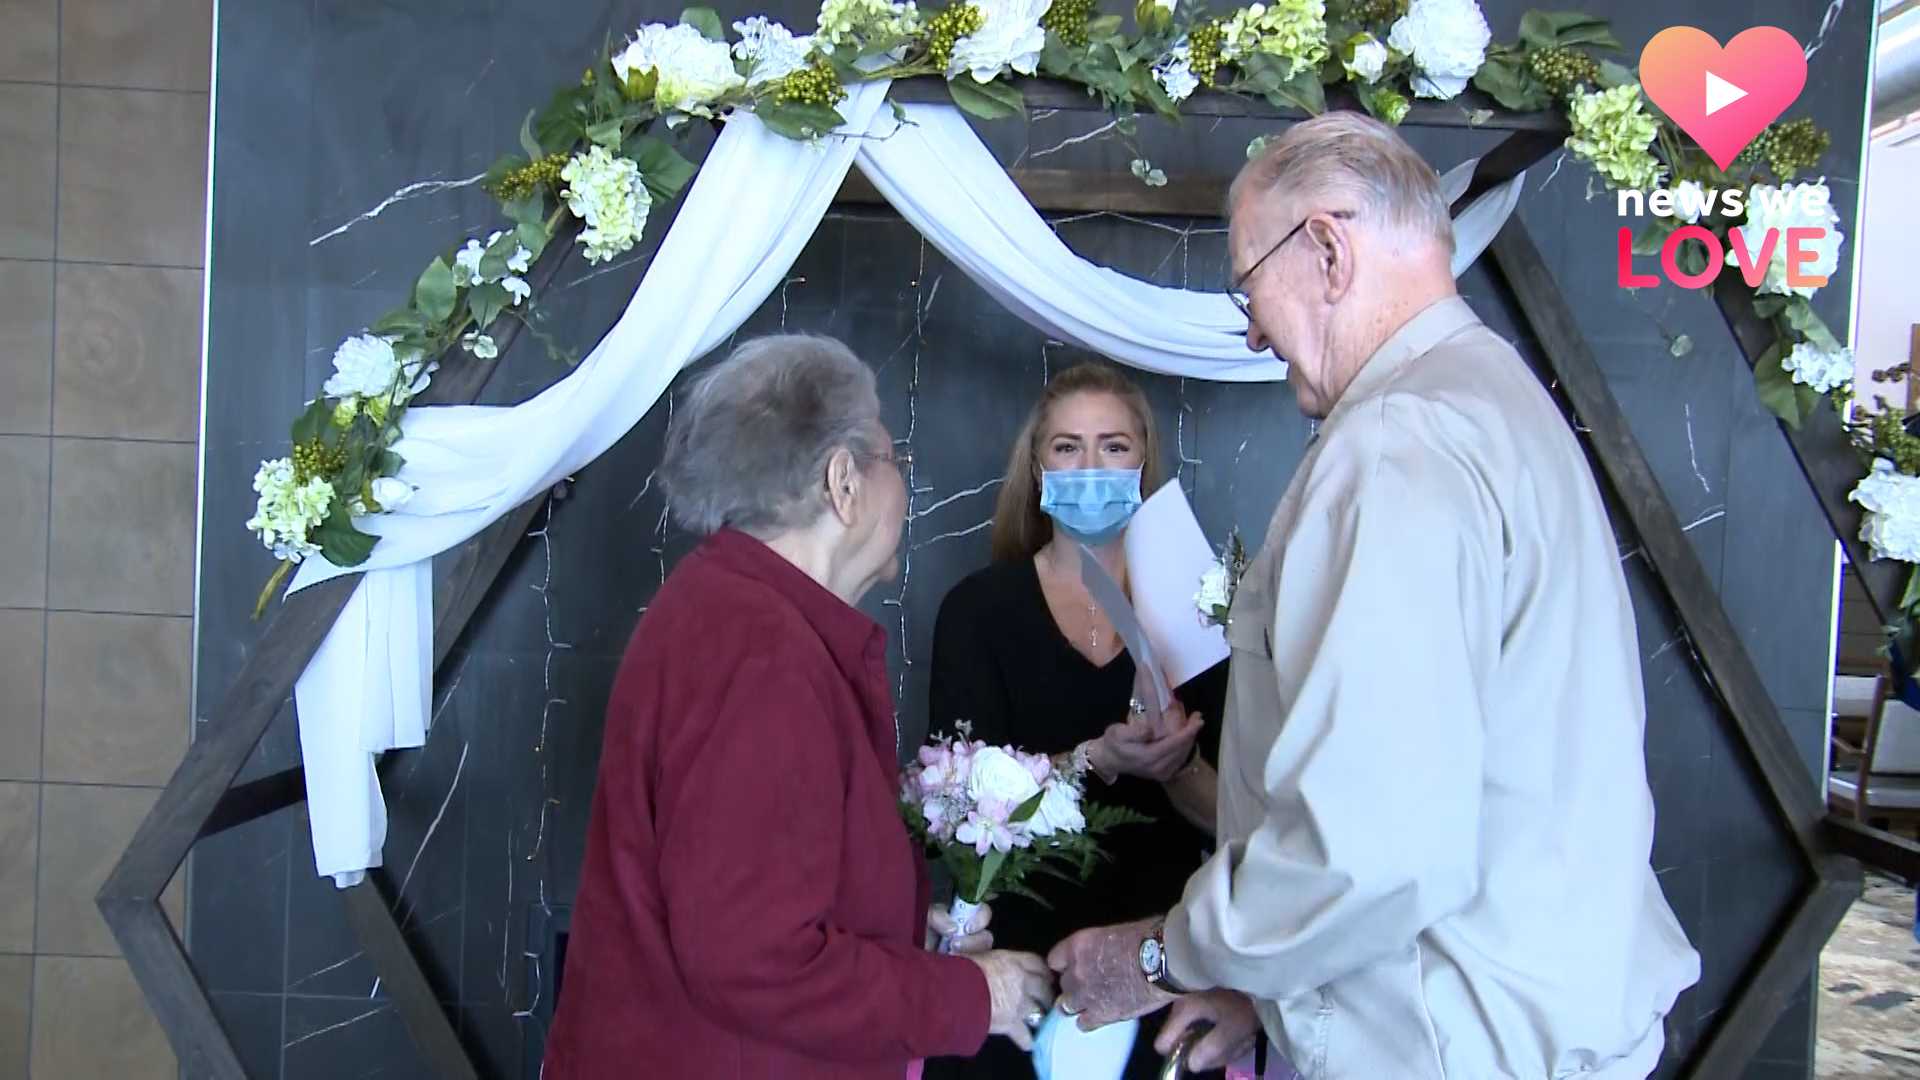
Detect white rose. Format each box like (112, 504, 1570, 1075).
(323, 334, 404, 399)
(967, 746, 1043, 806)
(1782, 341, 1852, 394)
(371, 477, 414, 511)
(1027, 780, 1086, 837)
(947, 0, 1049, 83)
(1387, 0, 1489, 101)
(1345, 35, 1388, 83)
(1733, 181, 1844, 298)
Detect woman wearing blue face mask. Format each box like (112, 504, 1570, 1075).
(924, 363, 1229, 1080)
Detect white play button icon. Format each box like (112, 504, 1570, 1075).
(1704, 71, 1748, 116)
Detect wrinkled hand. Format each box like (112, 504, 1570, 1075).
(926, 902, 994, 954)
(968, 950, 1056, 1051)
(1046, 918, 1176, 1031)
(1097, 704, 1202, 783)
(1155, 990, 1261, 1072)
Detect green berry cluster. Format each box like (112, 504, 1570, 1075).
(1863, 403, 1920, 476)
(1740, 118, 1831, 180)
(924, 4, 986, 69)
(291, 439, 348, 485)
(1528, 46, 1600, 99)
(776, 58, 849, 107)
(485, 154, 568, 200)
(1041, 0, 1096, 48)
(1335, 0, 1408, 27)
(1189, 20, 1226, 86)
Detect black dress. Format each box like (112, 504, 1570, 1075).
(923, 558, 1228, 1080)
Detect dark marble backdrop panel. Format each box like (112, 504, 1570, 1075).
(193, 0, 1871, 1076)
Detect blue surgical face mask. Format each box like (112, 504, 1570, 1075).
(1039, 468, 1143, 546)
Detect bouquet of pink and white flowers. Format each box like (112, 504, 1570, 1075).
(902, 723, 1151, 951)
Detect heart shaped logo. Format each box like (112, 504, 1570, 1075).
(1639, 26, 1807, 171)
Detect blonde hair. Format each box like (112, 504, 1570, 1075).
(989, 362, 1166, 563)
(1230, 111, 1454, 253)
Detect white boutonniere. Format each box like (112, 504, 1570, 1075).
(1194, 530, 1248, 628)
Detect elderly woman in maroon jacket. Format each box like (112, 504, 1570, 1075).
(544, 334, 1054, 1079)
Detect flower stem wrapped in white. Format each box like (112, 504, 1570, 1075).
(1387, 0, 1489, 100)
(246, 458, 334, 563)
(947, 0, 1050, 83)
(1732, 181, 1844, 298)
(733, 16, 816, 87)
(560, 145, 653, 265)
(1782, 340, 1853, 395)
(613, 22, 746, 116)
(1852, 458, 1920, 563)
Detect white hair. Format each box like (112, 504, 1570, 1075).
(660, 334, 885, 536)
(1229, 111, 1454, 253)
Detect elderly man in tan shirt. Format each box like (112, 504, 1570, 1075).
(1049, 113, 1700, 1079)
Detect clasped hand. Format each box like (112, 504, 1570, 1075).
(1089, 695, 1203, 783)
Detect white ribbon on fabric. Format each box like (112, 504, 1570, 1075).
(286, 80, 1525, 884)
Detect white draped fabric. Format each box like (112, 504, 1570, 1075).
(287, 79, 1525, 884)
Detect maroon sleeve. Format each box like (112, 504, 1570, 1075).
(655, 647, 991, 1062)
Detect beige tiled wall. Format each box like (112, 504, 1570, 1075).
(0, 0, 212, 1076)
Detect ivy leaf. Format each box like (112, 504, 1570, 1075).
(1784, 297, 1844, 352)
(370, 306, 429, 337)
(534, 85, 591, 151)
(503, 194, 546, 230)
(1546, 14, 1622, 51)
(517, 221, 551, 261)
(1675, 237, 1709, 278)
(585, 118, 625, 149)
(375, 450, 406, 477)
(290, 397, 332, 447)
(680, 6, 726, 41)
(1750, 295, 1790, 319)
(414, 257, 458, 324)
(1471, 55, 1551, 112)
(627, 134, 698, 202)
(314, 506, 380, 567)
(1752, 338, 1803, 429)
(754, 100, 847, 139)
(1902, 567, 1920, 615)
(469, 281, 510, 332)
(1040, 37, 1080, 77)
(1518, 11, 1560, 49)
(946, 77, 1025, 120)
(1263, 66, 1325, 114)
(1597, 59, 1636, 90)
(518, 109, 544, 162)
(1130, 65, 1179, 119)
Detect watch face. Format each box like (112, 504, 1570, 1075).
(1140, 936, 1163, 977)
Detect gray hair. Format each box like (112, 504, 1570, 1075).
(660, 334, 885, 537)
(1229, 112, 1454, 253)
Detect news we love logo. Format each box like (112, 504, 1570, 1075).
(1614, 26, 1830, 292)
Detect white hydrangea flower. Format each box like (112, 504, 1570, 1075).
(1852, 458, 1920, 563)
(322, 334, 405, 400)
(733, 16, 815, 87)
(1388, 0, 1490, 100)
(1154, 46, 1199, 102)
(1732, 181, 1844, 298)
(1781, 341, 1853, 394)
(817, 0, 922, 48)
(560, 145, 653, 265)
(614, 23, 746, 115)
(948, 0, 1050, 83)
(462, 332, 499, 359)
(246, 458, 334, 563)
(1673, 179, 1708, 223)
(502, 276, 531, 306)
(454, 230, 535, 287)
(370, 476, 415, 512)
(1344, 33, 1388, 83)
